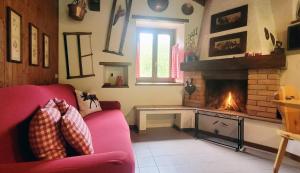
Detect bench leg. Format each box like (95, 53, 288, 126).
(138, 112, 147, 132)
(273, 137, 288, 173)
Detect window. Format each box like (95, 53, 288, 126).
(136, 28, 175, 83)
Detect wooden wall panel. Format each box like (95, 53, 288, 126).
(0, 0, 58, 88)
(0, 0, 4, 88)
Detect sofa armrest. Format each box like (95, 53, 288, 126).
(0, 151, 134, 173)
(100, 101, 121, 110)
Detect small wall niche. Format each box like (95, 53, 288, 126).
(99, 62, 131, 88)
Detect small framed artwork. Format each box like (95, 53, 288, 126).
(7, 7, 22, 63)
(211, 5, 248, 33)
(43, 34, 50, 68)
(209, 31, 247, 57)
(29, 23, 39, 66)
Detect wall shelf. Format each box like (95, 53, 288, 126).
(181, 54, 286, 72)
(99, 62, 131, 88)
(102, 84, 129, 88)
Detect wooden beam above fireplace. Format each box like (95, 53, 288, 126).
(181, 54, 286, 71)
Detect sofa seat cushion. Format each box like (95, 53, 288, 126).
(84, 110, 133, 158)
(61, 106, 94, 155)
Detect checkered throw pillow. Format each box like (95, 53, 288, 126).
(44, 99, 57, 108)
(61, 105, 94, 155)
(54, 98, 70, 114)
(29, 108, 67, 160)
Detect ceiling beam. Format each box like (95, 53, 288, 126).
(193, 0, 206, 6)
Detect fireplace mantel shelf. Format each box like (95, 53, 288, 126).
(181, 54, 286, 72)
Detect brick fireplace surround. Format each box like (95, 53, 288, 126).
(183, 68, 281, 120)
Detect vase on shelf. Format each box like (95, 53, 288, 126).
(108, 73, 115, 85)
(116, 76, 124, 87)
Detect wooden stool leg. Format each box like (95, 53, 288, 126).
(273, 137, 289, 173)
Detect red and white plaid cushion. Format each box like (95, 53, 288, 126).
(29, 108, 66, 160)
(54, 98, 70, 114)
(44, 99, 57, 108)
(61, 105, 94, 155)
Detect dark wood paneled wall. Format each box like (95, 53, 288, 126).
(0, 0, 58, 88)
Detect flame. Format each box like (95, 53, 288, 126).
(225, 92, 233, 109)
(223, 92, 240, 112)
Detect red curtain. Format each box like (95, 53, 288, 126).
(136, 44, 140, 79)
(171, 44, 184, 83)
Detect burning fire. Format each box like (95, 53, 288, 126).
(223, 92, 240, 112)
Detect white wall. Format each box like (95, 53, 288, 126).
(197, 0, 300, 155)
(198, 0, 276, 60)
(58, 0, 204, 125)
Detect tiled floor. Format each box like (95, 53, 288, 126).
(131, 128, 300, 173)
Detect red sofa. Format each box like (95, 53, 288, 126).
(0, 84, 135, 173)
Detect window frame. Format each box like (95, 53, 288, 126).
(136, 27, 176, 83)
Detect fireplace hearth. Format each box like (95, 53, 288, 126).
(183, 54, 285, 120)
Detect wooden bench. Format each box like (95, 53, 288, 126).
(134, 105, 196, 132)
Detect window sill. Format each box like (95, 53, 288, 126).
(135, 82, 184, 86)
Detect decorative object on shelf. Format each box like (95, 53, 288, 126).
(103, 0, 132, 56)
(245, 52, 262, 57)
(116, 76, 124, 86)
(270, 33, 275, 45)
(99, 62, 130, 88)
(43, 34, 50, 68)
(193, 0, 205, 6)
(263, 27, 284, 54)
(113, 5, 125, 25)
(185, 27, 199, 61)
(184, 51, 198, 63)
(182, 3, 194, 15)
(147, 0, 169, 12)
(211, 5, 248, 33)
(272, 41, 285, 55)
(186, 27, 198, 49)
(63, 32, 95, 79)
(88, 0, 100, 11)
(264, 27, 269, 40)
(209, 31, 247, 57)
(7, 7, 22, 63)
(29, 23, 39, 66)
(185, 78, 196, 98)
(108, 73, 115, 85)
(68, 0, 87, 21)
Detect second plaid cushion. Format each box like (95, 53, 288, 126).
(61, 105, 94, 155)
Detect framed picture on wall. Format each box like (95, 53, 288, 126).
(209, 31, 247, 57)
(43, 33, 50, 68)
(7, 7, 22, 63)
(211, 5, 248, 33)
(29, 23, 39, 66)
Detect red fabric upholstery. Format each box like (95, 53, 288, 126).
(0, 84, 134, 173)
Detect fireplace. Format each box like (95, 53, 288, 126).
(205, 80, 247, 113)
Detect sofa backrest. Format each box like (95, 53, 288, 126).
(0, 84, 77, 163)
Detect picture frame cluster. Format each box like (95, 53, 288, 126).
(7, 7, 50, 68)
(209, 5, 248, 57)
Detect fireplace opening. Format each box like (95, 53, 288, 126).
(205, 80, 247, 113)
